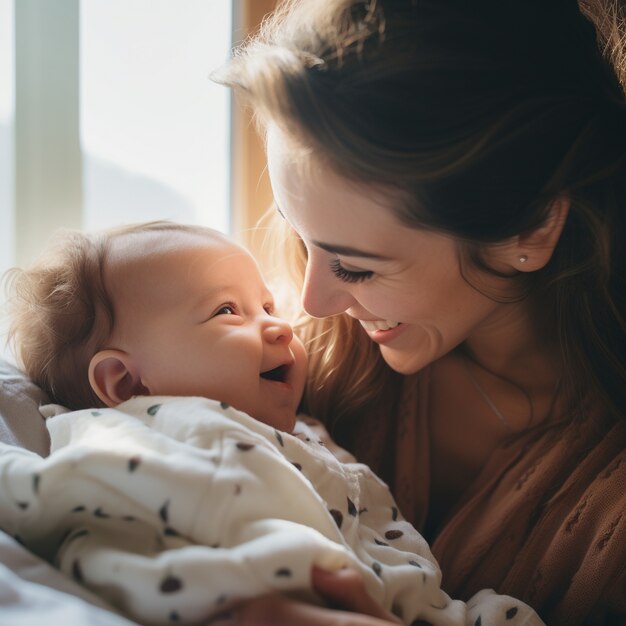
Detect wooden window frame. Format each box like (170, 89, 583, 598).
(230, 0, 277, 250)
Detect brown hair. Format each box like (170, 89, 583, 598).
(4, 221, 222, 410)
(218, 0, 626, 435)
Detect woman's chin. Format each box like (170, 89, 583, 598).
(379, 345, 433, 376)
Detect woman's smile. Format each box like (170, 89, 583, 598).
(356, 319, 406, 344)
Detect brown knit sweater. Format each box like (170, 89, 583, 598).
(349, 369, 626, 625)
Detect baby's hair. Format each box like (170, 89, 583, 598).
(4, 221, 225, 409)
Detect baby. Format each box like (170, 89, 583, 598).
(1, 222, 542, 626)
(6, 221, 307, 432)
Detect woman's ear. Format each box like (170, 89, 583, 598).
(88, 349, 149, 407)
(514, 196, 570, 272)
(487, 196, 570, 272)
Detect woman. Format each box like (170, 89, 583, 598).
(216, 0, 626, 623)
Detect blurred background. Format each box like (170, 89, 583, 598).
(1, 0, 278, 355)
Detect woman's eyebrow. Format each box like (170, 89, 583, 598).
(311, 240, 392, 260)
(274, 202, 391, 260)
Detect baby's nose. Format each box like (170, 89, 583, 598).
(263, 318, 294, 344)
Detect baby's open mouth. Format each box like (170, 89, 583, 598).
(260, 364, 290, 383)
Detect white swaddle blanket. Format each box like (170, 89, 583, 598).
(0, 396, 542, 626)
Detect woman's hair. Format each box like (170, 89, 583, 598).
(3, 221, 222, 410)
(218, 0, 626, 435)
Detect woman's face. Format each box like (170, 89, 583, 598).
(266, 126, 520, 375)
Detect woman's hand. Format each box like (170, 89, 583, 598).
(311, 566, 401, 622)
(208, 566, 402, 626)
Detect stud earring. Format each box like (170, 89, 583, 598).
(519, 254, 528, 263)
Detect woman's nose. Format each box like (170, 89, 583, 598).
(262, 317, 294, 345)
(301, 255, 355, 318)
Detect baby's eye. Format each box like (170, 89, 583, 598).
(214, 303, 237, 316)
(263, 303, 274, 315)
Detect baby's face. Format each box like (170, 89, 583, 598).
(106, 232, 307, 432)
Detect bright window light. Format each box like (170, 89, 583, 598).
(80, 0, 232, 234)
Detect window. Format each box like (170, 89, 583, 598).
(81, 0, 232, 233)
(4, 0, 232, 273)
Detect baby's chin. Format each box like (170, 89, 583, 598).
(257, 409, 297, 434)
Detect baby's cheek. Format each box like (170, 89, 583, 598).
(294, 347, 309, 396)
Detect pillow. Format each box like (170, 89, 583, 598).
(0, 358, 50, 456)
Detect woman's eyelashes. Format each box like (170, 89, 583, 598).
(329, 259, 374, 283)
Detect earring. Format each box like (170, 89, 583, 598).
(518, 254, 528, 263)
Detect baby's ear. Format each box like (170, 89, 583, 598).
(88, 349, 149, 407)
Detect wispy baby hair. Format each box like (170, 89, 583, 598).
(4, 221, 219, 410)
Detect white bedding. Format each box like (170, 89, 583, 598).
(0, 358, 137, 625)
(0, 395, 542, 626)
(0, 529, 137, 625)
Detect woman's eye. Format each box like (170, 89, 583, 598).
(329, 259, 374, 284)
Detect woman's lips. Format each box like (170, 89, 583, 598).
(360, 321, 406, 344)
